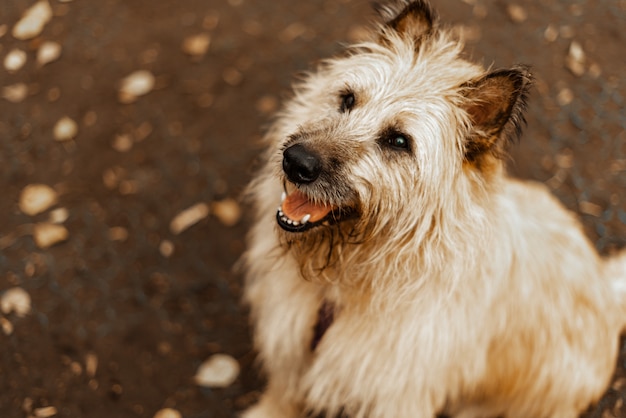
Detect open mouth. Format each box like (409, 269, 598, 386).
(276, 187, 336, 233)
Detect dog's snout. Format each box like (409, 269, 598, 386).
(283, 144, 322, 184)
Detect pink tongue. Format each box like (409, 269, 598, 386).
(282, 190, 333, 223)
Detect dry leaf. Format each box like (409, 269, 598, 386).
(194, 354, 240, 388)
(170, 203, 210, 234)
(2, 83, 29, 103)
(4, 49, 27, 73)
(12, 0, 53, 40)
(153, 408, 182, 418)
(37, 41, 62, 66)
(19, 184, 58, 216)
(211, 198, 241, 226)
(118, 70, 155, 103)
(182, 33, 211, 57)
(53, 116, 78, 141)
(33, 223, 68, 248)
(1, 287, 32, 317)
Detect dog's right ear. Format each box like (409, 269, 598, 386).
(460, 66, 533, 162)
(376, 0, 436, 42)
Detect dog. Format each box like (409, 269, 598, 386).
(241, 1, 626, 417)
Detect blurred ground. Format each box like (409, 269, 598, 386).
(0, 0, 625, 417)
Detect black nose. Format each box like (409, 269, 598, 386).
(282, 144, 322, 184)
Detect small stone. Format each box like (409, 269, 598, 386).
(506, 4, 527, 23)
(118, 70, 155, 103)
(211, 198, 241, 227)
(154, 408, 182, 418)
(19, 184, 58, 216)
(33, 223, 68, 248)
(53, 116, 78, 141)
(1, 287, 32, 317)
(182, 33, 211, 57)
(33, 406, 58, 417)
(194, 354, 240, 388)
(170, 203, 210, 235)
(12, 0, 53, 40)
(4, 49, 28, 73)
(37, 41, 62, 66)
(2, 83, 29, 103)
(565, 41, 586, 77)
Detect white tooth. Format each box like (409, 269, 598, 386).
(301, 214, 311, 224)
(281, 192, 287, 202)
(287, 219, 293, 225)
(292, 221, 299, 226)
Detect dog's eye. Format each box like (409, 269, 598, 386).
(339, 92, 356, 113)
(379, 130, 411, 152)
(388, 135, 408, 149)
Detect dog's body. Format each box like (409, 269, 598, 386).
(241, 2, 626, 417)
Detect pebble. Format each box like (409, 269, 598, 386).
(19, 184, 58, 216)
(4, 49, 28, 73)
(0, 287, 32, 317)
(182, 33, 211, 57)
(169, 203, 210, 235)
(194, 353, 240, 388)
(153, 408, 182, 418)
(53, 116, 78, 141)
(2, 83, 29, 103)
(118, 70, 156, 103)
(159, 240, 175, 257)
(37, 41, 62, 67)
(211, 198, 241, 227)
(12, 0, 53, 40)
(33, 223, 69, 248)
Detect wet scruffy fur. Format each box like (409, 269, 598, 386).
(241, 1, 626, 417)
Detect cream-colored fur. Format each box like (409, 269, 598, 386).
(241, 1, 626, 417)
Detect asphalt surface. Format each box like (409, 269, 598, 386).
(0, 0, 625, 417)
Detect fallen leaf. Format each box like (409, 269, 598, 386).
(153, 408, 182, 418)
(4, 49, 28, 73)
(170, 203, 210, 234)
(211, 198, 241, 226)
(2, 83, 29, 103)
(182, 33, 211, 57)
(37, 41, 62, 66)
(12, 0, 53, 40)
(118, 70, 155, 103)
(194, 354, 240, 388)
(0, 287, 32, 317)
(33, 223, 68, 248)
(19, 184, 58, 216)
(53, 116, 78, 141)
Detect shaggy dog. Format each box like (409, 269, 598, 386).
(241, 1, 626, 417)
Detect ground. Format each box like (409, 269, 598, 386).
(0, 0, 625, 417)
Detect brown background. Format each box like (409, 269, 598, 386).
(1, 0, 625, 417)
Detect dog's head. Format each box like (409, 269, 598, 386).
(264, 0, 532, 274)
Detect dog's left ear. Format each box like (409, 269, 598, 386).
(376, 0, 436, 42)
(460, 66, 532, 162)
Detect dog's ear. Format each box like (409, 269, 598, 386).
(460, 66, 532, 162)
(376, 0, 436, 41)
